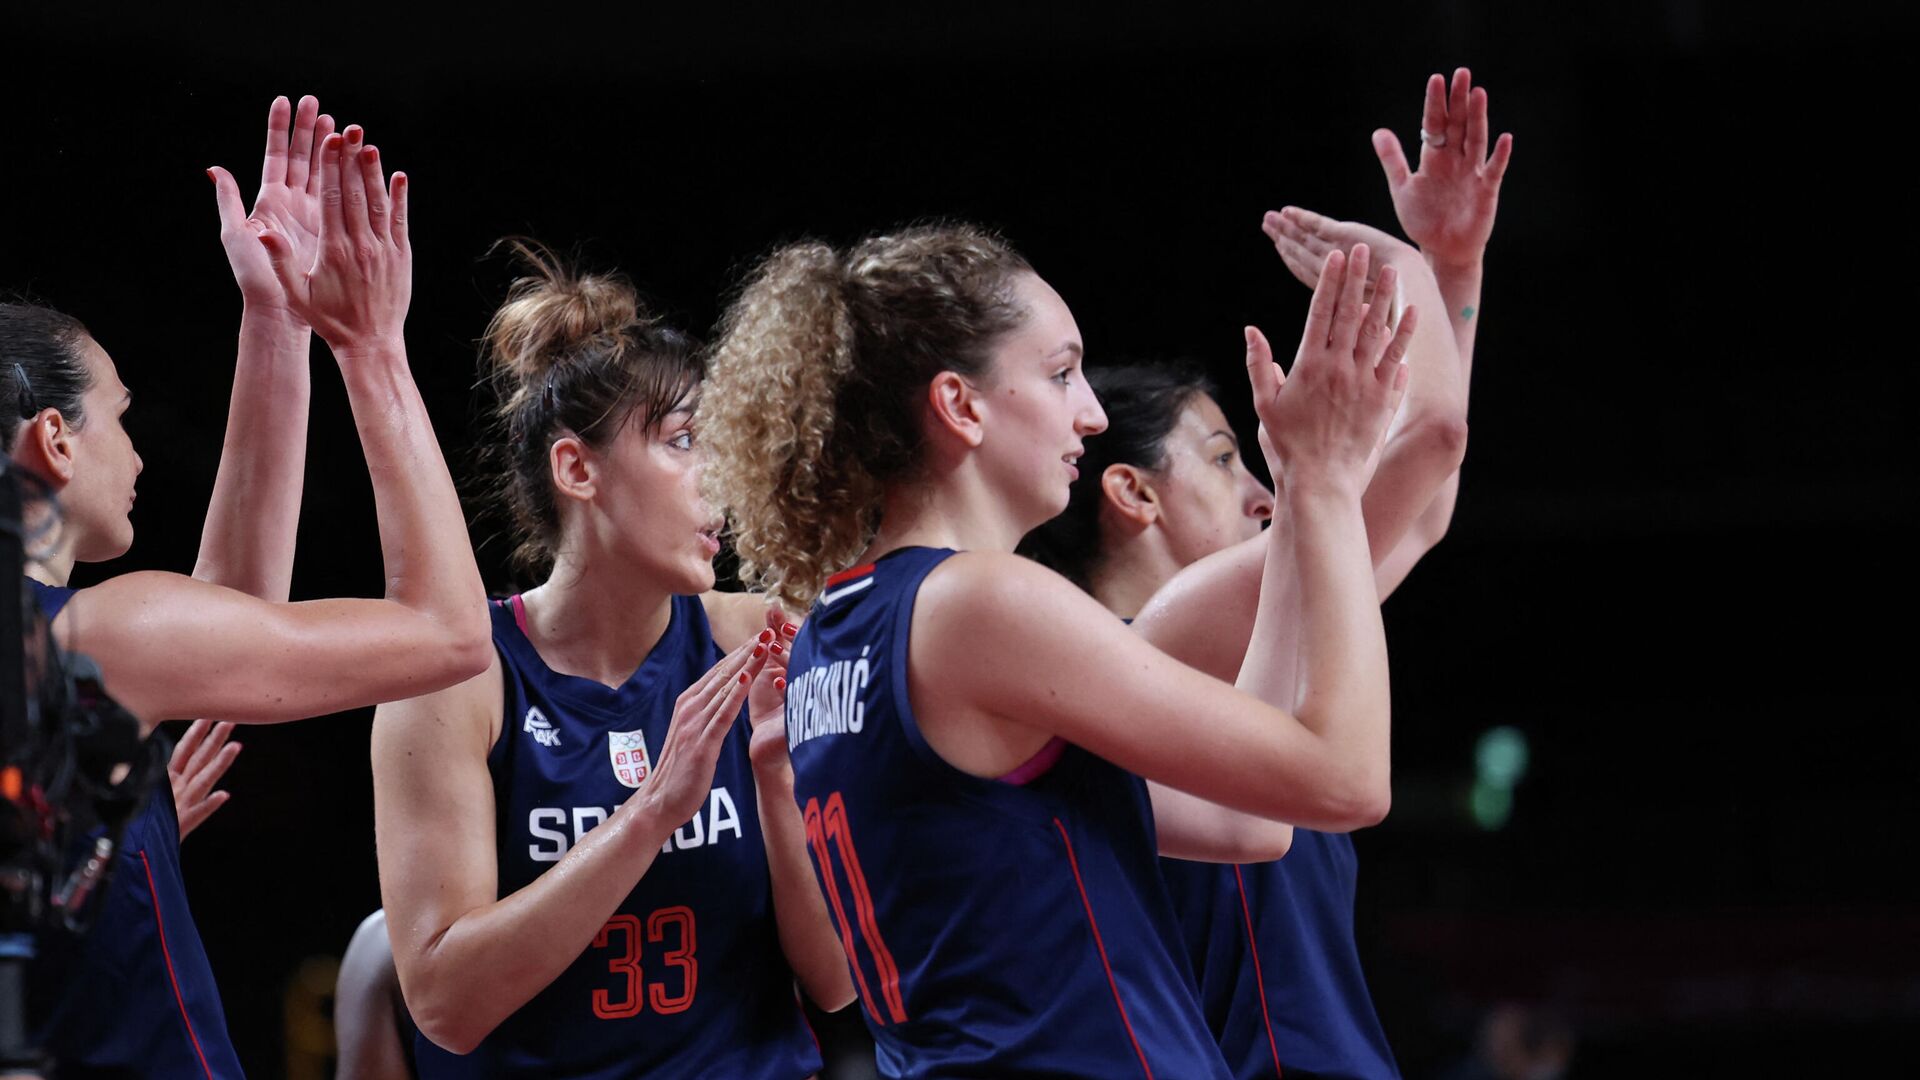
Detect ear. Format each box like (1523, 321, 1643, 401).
(11, 408, 78, 490)
(548, 433, 597, 505)
(1099, 463, 1160, 528)
(925, 371, 987, 449)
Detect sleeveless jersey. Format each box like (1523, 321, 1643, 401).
(1160, 831, 1400, 1080)
(27, 579, 247, 1078)
(784, 547, 1228, 1079)
(413, 593, 820, 1080)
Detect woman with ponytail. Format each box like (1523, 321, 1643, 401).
(696, 220, 1414, 1076)
(370, 244, 849, 1077)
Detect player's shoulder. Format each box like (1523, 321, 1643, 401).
(916, 550, 1110, 640)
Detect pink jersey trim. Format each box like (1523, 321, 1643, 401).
(510, 593, 529, 635)
(999, 736, 1067, 785)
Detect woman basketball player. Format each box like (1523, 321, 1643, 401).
(371, 246, 850, 1077)
(695, 220, 1413, 1075)
(9, 101, 490, 1075)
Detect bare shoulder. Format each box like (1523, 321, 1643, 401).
(917, 550, 1122, 632)
(698, 589, 777, 652)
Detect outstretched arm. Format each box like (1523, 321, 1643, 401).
(54, 130, 490, 733)
(194, 95, 336, 598)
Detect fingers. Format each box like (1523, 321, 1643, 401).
(171, 717, 211, 769)
(306, 113, 336, 196)
(1330, 244, 1371, 354)
(1372, 128, 1410, 188)
(260, 96, 292, 189)
(317, 132, 347, 246)
(359, 145, 391, 243)
(1355, 265, 1399, 366)
(286, 96, 319, 191)
(1446, 67, 1471, 150)
(182, 741, 242, 803)
(1487, 132, 1514, 185)
(1377, 304, 1418, 384)
(182, 720, 236, 778)
(1244, 325, 1282, 401)
(1466, 86, 1490, 164)
(340, 125, 370, 240)
(389, 172, 409, 251)
(1419, 73, 1447, 165)
(208, 166, 248, 235)
(1302, 248, 1345, 347)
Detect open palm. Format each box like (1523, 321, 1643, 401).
(209, 95, 338, 317)
(1372, 68, 1513, 266)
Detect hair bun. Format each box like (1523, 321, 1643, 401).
(483, 239, 643, 385)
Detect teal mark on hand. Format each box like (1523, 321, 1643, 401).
(1460, 306, 1476, 321)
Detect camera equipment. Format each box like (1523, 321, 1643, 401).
(0, 460, 160, 1075)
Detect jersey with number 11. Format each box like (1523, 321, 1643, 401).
(787, 548, 1228, 1078)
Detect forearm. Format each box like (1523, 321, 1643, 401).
(398, 800, 674, 1053)
(753, 760, 855, 1010)
(192, 306, 311, 599)
(1258, 479, 1391, 823)
(1427, 255, 1484, 371)
(335, 343, 487, 636)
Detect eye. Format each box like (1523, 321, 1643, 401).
(1215, 451, 1236, 468)
(667, 430, 694, 451)
(1052, 367, 1073, 386)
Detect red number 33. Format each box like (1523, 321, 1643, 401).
(590, 905, 697, 1019)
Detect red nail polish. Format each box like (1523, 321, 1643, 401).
(753, 645, 765, 658)
(771, 643, 783, 655)
(738, 672, 749, 685)
(774, 677, 786, 692)
(205, 168, 215, 182)
(782, 623, 798, 637)
(758, 629, 774, 643)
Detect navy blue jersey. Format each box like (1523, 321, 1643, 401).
(1160, 831, 1400, 1080)
(27, 579, 246, 1078)
(785, 547, 1228, 1079)
(415, 594, 820, 1080)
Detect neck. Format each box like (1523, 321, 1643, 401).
(865, 458, 1032, 560)
(23, 506, 76, 586)
(518, 545, 677, 689)
(1085, 533, 1182, 620)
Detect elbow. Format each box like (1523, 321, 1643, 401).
(1329, 774, 1392, 830)
(806, 977, 858, 1014)
(434, 613, 495, 686)
(415, 1015, 483, 1058)
(408, 985, 490, 1057)
(1413, 412, 1470, 473)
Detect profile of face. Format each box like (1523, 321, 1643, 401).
(971, 272, 1109, 529)
(1145, 392, 1275, 567)
(558, 397, 719, 596)
(34, 338, 144, 563)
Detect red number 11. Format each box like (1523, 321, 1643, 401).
(804, 791, 908, 1025)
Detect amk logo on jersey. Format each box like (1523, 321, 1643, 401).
(524, 707, 561, 748)
(610, 729, 651, 789)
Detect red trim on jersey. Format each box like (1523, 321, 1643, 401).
(1234, 863, 1285, 1078)
(999, 736, 1066, 785)
(140, 851, 215, 1080)
(1053, 817, 1154, 1080)
(509, 593, 529, 634)
(825, 563, 876, 586)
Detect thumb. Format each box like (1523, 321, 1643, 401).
(1372, 129, 1411, 187)
(208, 166, 249, 235)
(257, 229, 301, 299)
(1244, 325, 1283, 398)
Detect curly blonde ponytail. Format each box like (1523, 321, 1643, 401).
(698, 223, 1031, 610)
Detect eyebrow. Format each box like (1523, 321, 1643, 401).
(1207, 428, 1239, 447)
(1046, 342, 1084, 360)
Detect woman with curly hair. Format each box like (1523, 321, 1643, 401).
(696, 219, 1414, 1076)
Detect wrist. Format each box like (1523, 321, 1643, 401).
(328, 334, 409, 367)
(1424, 251, 1486, 280)
(1280, 467, 1366, 505)
(240, 302, 310, 338)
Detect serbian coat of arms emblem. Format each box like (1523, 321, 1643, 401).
(609, 729, 651, 789)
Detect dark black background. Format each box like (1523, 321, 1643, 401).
(5, 3, 1913, 1076)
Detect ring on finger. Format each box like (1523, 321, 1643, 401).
(1419, 127, 1447, 148)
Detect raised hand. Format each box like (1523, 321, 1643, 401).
(170, 719, 241, 840)
(1372, 68, 1513, 267)
(747, 620, 800, 773)
(1262, 207, 1412, 300)
(641, 637, 771, 829)
(209, 96, 337, 319)
(261, 127, 410, 355)
(1246, 246, 1416, 492)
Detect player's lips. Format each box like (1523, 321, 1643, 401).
(1062, 447, 1083, 482)
(697, 522, 722, 556)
